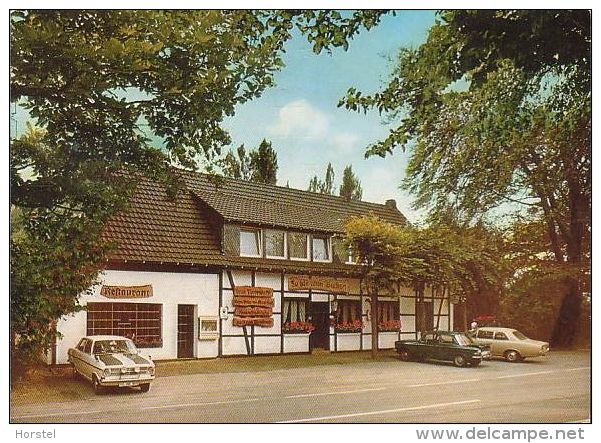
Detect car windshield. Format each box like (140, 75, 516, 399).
(512, 330, 528, 340)
(454, 334, 473, 346)
(93, 339, 137, 354)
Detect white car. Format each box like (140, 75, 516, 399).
(471, 327, 550, 362)
(68, 335, 155, 394)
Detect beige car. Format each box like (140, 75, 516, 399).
(471, 327, 549, 362)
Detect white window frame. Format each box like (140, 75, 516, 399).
(288, 232, 310, 262)
(239, 227, 262, 258)
(345, 246, 356, 265)
(312, 234, 332, 263)
(265, 229, 287, 260)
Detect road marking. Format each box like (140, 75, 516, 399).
(565, 367, 590, 372)
(497, 371, 554, 379)
(275, 399, 481, 423)
(12, 410, 104, 420)
(140, 397, 261, 410)
(285, 387, 386, 399)
(408, 378, 480, 388)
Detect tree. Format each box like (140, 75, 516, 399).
(308, 162, 335, 195)
(340, 10, 591, 347)
(249, 139, 278, 184)
(10, 10, 388, 367)
(220, 139, 278, 184)
(339, 165, 363, 201)
(219, 145, 253, 181)
(344, 215, 506, 358)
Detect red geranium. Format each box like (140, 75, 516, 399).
(282, 321, 315, 334)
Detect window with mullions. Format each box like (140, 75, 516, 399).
(378, 301, 400, 323)
(283, 299, 308, 323)
(312, 235, 331, 261)
(337, 300, 361, 323)
(240, 228, 262, 257)
(87, 302, 162, 348)
(265, 229, 286, 258)
(288, 232, 309, 260)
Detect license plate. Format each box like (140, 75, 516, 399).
(119, 381, 135, 387)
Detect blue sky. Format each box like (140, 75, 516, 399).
(223, 10, 436, 221)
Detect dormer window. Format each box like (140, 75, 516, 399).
(312, 235, 331, 262)
(265, 229, 286, 259)
(288, 232, 309, 261)
(240, 228, 262, 257)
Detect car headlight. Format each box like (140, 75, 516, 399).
(103, 369, 111, 378)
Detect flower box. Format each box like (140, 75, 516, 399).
(282, 321, 315, 334)
(333, 320, 363, 333)
(378, 320, 401, 332)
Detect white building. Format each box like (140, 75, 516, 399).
(51, 171, 453, 364)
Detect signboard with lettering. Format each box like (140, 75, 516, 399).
(100, 284, 153, 299)
(288, 276, 350, 293)
(232, 286, 274, 327)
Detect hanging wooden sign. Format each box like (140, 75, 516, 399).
(235, 306, 273, 317)
(100, 284, 153, 299)
(233, 317, 274, 327)
(232, 286, 274, 327)
(233, 286, 273, 298)
(288, 275, 350, 293)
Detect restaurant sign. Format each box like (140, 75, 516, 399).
(288, 275, 350, 293)
(100, 284, 153, 299)
(232, 286, 274, 327)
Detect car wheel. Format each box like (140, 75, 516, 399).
(92, 375, 103, 395)
(140, 383, 151, 393)
(504, 350, 522, 362)
(398, 349, 411, 361)
(453, 355, 467, 367)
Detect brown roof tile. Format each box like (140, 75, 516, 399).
(102, 169, 407, 273)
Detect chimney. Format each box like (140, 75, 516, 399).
(385, 199, 398, 210)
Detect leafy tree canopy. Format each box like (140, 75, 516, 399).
(219, 139, 278, 184)
(339, 165, 363, 201)
(340, 10, 590, 346)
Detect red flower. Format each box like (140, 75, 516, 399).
(378, 320, 401, 332)
(282, 321, 315, 333)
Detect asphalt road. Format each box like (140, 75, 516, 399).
(11, 350, 590, 423)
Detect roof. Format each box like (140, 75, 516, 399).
(181, 170, 407, 232)
(102, 168, 408, 273)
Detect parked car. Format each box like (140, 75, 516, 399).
(395, 330, 491, 367)
(469, 327, 550, 362)
(68, 335, 155, 394)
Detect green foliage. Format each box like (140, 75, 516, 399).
(339, 165, 363, 201)
(340, 10, 590, 346)
(10, 10, 387, 365)
(308, 162, 336, 195)
(219, 139, 278, 184)
(344, 215, 506, 302)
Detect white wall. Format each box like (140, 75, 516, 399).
(55, 269, 219, 364)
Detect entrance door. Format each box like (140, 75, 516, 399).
(309, 302, 330, 350)
(177, 304, 195, 358)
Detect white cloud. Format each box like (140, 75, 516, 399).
(268, 99, 330, 139)
(330, 132, 360, 155)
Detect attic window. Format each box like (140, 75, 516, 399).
(240, 228, 262, 257)
(288, 232, 309, 261)
(312, 235, 331, 262)
(265, 229, 286, 259)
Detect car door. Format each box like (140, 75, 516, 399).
(437, 333, 456, 361)
(475, 329, 495, 353)
(492, 331, 510, 355)
(80, 338, 96, 380)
